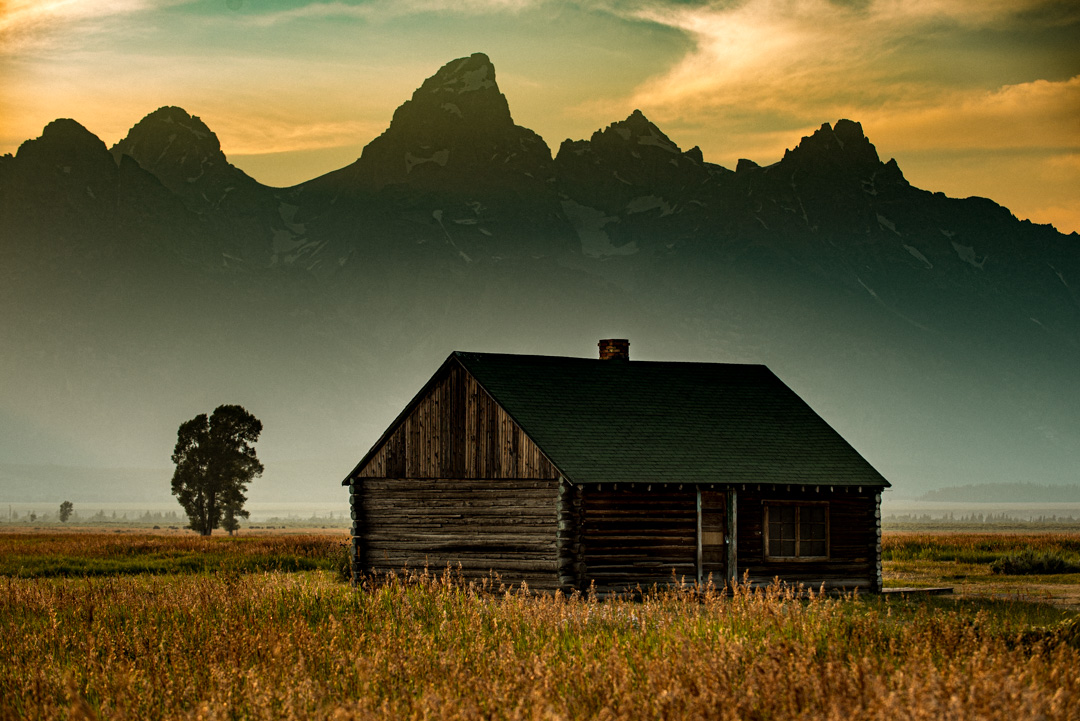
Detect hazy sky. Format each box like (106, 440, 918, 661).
(2, 0, 1078, 232)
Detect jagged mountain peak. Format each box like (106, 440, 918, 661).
(111, 106, 258, 213)
(117, 106, 222, 154)
(33, 118, 103, 144)
(9, 119, 119, 194)
(784, 119, 882, 169)
(18, 119, 109, 160)
(390, 52, 513, 130)
(591, 109, 683, 156)
(418, 52, 497, 96)
(323, 52, 553, 195)
(112, 106, 226, 174)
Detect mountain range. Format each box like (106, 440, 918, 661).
(1, 52, 1077, 504)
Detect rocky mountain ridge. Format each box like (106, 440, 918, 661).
(1, 52, 1077, 499)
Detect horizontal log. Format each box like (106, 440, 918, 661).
(366, 540, 555, 552)
(366, 557, 560, 572)
(742, 563, 873, 574)
(362, 508, 557, 521)
(365, 527, 554, 538)
(361, 478, 558, 490)
(583, 544, 697, 554)
(364, 523, 555, 534)
(363, 489, 557, 498)
(582, 525, 696, 535)
(582, 504, 695, 514)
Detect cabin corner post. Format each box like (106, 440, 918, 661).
(726, 488, 738, 586)
(349, 479, 362, 587)
(556, 478, 582, 593)
(874, 490, 883, 593)
(696, 488, 703, 586)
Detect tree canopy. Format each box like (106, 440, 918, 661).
(59, 501, 73, 523)
(170, 404, 263, 536)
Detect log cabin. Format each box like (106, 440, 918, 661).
(342, 340, 890, 594)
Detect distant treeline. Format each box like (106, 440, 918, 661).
(1, 509, 185, 525)
(919, 483, 1080, 503)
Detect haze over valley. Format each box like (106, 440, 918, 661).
(2, 53, 1078, 510)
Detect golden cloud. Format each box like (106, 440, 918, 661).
(863, 77, 1080, 151)
(0, 0, 168, 53)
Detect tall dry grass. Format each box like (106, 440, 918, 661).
(1, 567, 1077, 720)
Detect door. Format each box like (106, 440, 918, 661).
(698, 489, 727, 585)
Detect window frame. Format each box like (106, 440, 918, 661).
(763, 501, 830, 561)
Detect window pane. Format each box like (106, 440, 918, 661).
(768, 505, 796, 558)
(799, 506, 827, 557)
(768, 504, 827, 558)
(802, 519, 826, 541)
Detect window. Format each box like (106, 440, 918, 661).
(764, 502, 828, 560)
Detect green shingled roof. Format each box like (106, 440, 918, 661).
(453, 352, 890, 488)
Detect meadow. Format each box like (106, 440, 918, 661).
(1, 531, 1078, 720)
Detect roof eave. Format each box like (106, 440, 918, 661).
(341, 352, 574, 486)
(340, 353, 462, 486)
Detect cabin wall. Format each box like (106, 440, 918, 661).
(735, 486, 881, 591)
(356, 362, 557, 480)
(576, 485, 698, 594)
(351, 477, 561, 590)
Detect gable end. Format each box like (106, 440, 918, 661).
(344, 357, 561, 482)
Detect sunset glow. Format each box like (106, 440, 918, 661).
(2, 0, 1077, 230)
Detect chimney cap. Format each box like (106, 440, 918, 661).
(598, 338, 629, 361)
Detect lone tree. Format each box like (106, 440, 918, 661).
(59, 501, 73, 523)
(170, 404, 263, 536)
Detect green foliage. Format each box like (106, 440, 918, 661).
(991, 549, 1080, 576)
(171, 404, 263, 536)
(58, 500, 73, 523)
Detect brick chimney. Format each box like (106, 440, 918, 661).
(598, 339, 629, 361)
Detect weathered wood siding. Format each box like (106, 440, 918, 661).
(352, 477, 561, 590)
(578, 485, 697, 593)
(736, 487, 880, 591)
(356, 362, 558, 480)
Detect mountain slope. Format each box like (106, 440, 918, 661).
(1, 53, 1077, 501)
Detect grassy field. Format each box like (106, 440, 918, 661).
(882, 533, 1080, 609)
(1, 531, 1078, 720)
(0, 531, 349, 578)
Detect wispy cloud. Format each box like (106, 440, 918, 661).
(0, 0, 176, 53)
(571, 0, 1079, 230)
(240, 0, 540, 27)
(861, 76, 1080, 151)
(596, 0, 1078, 153)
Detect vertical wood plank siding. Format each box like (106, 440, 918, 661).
(350, 362, 562, 590)
(580, 486, 697, 593)
(736, 488, 879, 591)
(356, 363, 557, 480)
